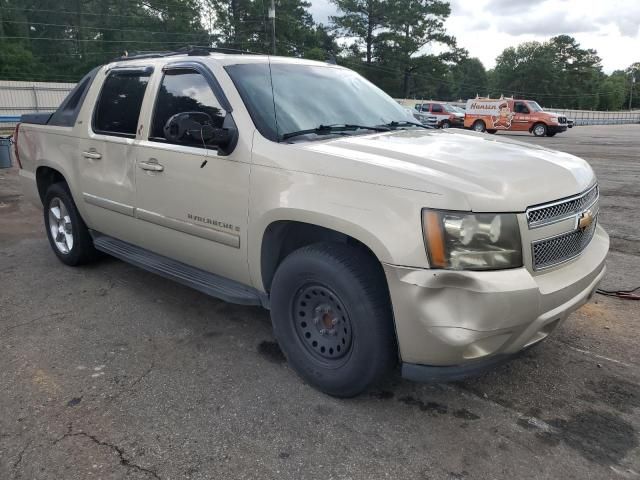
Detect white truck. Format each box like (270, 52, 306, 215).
(15, 49, 608, 397)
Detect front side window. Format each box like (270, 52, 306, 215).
(151, 70, 226, 146)
(431, 104, 444, 113)
(93, 71, 150, 137)
(514, 102, 530, 114)
(527, 101, 543, 112)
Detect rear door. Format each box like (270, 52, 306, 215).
(133, 64, 251, 285)
(78, 66, 152, 244)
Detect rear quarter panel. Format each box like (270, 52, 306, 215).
(17, 124, 81, 208)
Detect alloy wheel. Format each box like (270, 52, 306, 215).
(48, 197, 74, 254)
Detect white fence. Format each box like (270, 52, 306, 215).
(0, 80, 75, 132)
(546, 109, 640, 126)
(1, 86, 639, 133)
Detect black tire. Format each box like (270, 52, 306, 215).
(486, 129, 497, 134)
(43, 182, 99, 266)
(472, 120, 486, 132)
(440, 120, 451, 129)
(270, 242, 397, 397)
(532, 123, 547, 137)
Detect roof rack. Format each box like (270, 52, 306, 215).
(111, 45, 260, 63)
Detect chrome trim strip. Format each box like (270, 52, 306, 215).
(83, 193, 134, 217)
(136, 209, 240, 249)
(526, 184, 598, 229)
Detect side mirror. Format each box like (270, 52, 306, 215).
(163, 112, 236, 153)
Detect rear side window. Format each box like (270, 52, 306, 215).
(150, 70, 226, 145)
(93, 71, 151, 137)
(431, 104, 443, 113)
(48, 67, 99, 127)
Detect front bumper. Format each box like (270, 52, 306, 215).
(447, 117, 465, 127)
(384, 225, 608, 379)
(548, 124, 568, 134)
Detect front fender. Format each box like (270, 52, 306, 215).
(247, 163, 438, 292)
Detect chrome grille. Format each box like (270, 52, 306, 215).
(526, 184, 598, 228)
(532, 215, 598, 270)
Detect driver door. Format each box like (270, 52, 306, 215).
(512, 101, 530, 131)
(133, 66, 251, 285)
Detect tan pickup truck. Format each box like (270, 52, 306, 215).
(15, 49, 608, 397)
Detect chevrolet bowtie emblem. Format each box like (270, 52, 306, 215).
(578, 210, 594, 231)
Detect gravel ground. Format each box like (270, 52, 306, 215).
(0, 124, 639, 480)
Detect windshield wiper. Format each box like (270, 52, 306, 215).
(380, 120, 433, 130)
(280, 124, 391, 141)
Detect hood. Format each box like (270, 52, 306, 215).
(297, 129, 595, 212)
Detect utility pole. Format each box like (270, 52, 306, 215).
(269, 0, 276, 55)
(630, 73, 636, 111)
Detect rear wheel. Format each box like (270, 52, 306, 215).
(472, 120, 486, 132)
(532, 123, 547, 137)
(270, 242, 397, 397)
(440, 120, 451, 129)
(44, 183, 99, 266)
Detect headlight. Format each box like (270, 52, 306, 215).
(422, 210, 523, 270)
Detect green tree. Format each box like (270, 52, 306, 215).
(450, 57, 487, 100)
(375, 0, 454, 97)
(597, 72, 627, 110)
(627, 62, 640, 109)
(329, 0, 387, 64)
(491, 36, 603, 109)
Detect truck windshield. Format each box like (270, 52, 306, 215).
(225, 62, 415, 142)
(527, 101, 543, 112)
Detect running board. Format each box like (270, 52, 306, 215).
(92, 233, 266, 307)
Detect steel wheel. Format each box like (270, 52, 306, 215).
(293, 284, 353, 365)
(48, 197, 74, 254)
(473, 120, 486, 132)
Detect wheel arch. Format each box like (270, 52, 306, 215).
(36, 165, 68, 204)
(529, 121, 548, 133)
(258, 213, 392, 294)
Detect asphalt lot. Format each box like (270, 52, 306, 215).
(1, 124, 639, 480)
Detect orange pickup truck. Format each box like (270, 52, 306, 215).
(464, 97, 568, 137)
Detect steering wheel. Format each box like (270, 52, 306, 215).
(163, 112, 214, 143)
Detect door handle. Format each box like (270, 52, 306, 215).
(139, 159, 164, 172)
(82, 150, 102, 160)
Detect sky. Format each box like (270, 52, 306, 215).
(307, 0, 640, 73)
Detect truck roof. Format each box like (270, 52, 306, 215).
(104, 47, 337, 70)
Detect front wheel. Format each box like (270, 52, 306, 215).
(472, 120, 486, 132)
(270, 243, 397, 397)
(440, 120, 451, 129)
(44, 183, 99, 266)
(532, 123, 547, 137)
